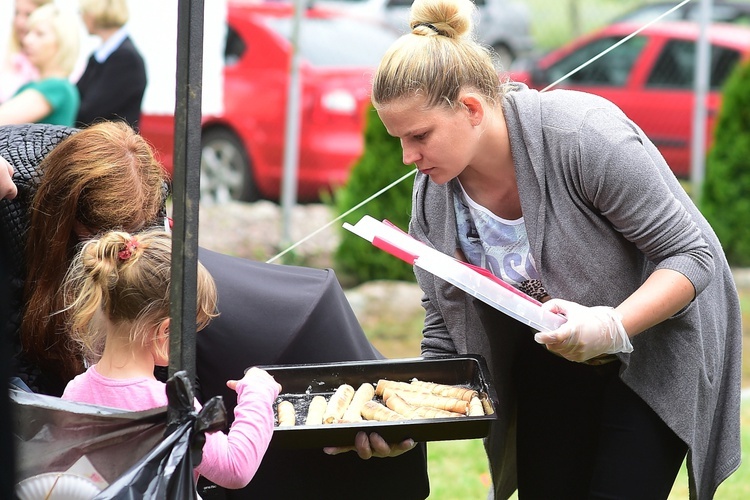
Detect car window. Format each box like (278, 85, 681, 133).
(386, 0, 415, 7)
(646, 40, 742, 90)
(225, 25, 246, 66)
(262, 16, 398, 67)
(710, 46, 742, 88)
(546, 36, 647, 87)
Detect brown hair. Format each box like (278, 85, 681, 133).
(22, 121, 167, 381)
(371, 0, 508, 110)
(63, 230, 217, 363)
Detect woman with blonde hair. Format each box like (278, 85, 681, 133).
(336, 0, 742, 498)
(16, 121, 167, 394)
(76, 0, 147, 130)
(0, 0, 53, 103)
(0, 3, 80, 125)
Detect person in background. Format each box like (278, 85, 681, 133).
(0, 4, 80, 126)
(0, 0, 53, 103)
(61, 229, 281, 490)
(75, 0, 147, 131)
(337, 0, 742, 498)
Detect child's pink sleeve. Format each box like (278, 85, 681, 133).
(194, 370, 279, 489)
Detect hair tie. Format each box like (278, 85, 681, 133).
(118, 237, 139, 261)
(413, 22, 440, 34)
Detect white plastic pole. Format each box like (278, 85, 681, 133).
(690, 0, 713, 204)
(280, 0, 304, 249)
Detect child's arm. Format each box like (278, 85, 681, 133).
(195, 367, 281, 489)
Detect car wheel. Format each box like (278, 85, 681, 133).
(492, 43, 515, 70)
(200, 128, 258, 203)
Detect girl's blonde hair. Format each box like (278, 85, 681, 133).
(63, 230, 218, 363)
(27, 4, 81, 76)
(371, 0, 509, 110)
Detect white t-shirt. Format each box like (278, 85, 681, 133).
(453, 180, 540, 288)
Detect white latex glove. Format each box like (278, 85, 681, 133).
(534, 299, 634, 362)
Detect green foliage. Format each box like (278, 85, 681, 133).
(332, 105, 416, 285)
(701, 59, 750, 266)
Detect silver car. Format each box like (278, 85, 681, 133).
(315, 0, 535, 68)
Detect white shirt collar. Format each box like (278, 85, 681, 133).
(93, 27, 130, 63)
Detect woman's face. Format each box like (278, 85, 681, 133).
(22, 19, 58, 71)
(80, 11, 95, 34)
(377, 94, 480, 185)
(13, 0, 38, 43)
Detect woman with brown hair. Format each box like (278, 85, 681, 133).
(13, 120, 167, 394)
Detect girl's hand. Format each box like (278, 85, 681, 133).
(227, 367, 281, 393)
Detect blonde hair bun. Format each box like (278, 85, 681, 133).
(410, 0, 475, 39)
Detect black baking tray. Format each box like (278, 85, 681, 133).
(256, 354, 498, 449)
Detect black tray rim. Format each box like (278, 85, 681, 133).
(253, 354, 499, 449)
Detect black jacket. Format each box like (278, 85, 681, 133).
(75, 36, 147, 130)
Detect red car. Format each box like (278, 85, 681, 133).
(140, 1, 398, 202)
(509, 22, 750, 178)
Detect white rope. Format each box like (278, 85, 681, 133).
(268, 0, 693, 262)
(266, 168, 418, 263)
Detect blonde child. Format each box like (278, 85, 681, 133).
(61, 229, 280, 490)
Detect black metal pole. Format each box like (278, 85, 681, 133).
(169, 0, 204, 385)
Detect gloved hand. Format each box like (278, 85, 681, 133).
(534, 299, 634, 362)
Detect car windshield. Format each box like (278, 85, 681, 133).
(262, 16, 398, 67)
(546, 36, 648, 87)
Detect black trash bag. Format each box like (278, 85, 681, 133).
(12, 371, 226, 499)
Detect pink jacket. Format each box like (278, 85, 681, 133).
(62, 366, 279, 489)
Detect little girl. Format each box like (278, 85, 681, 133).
(61, 229, 280, 490)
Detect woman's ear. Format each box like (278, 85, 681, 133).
(459, 94, 485, 126)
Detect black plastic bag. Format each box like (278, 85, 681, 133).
(12, 371, 226, 499)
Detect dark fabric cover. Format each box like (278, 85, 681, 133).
(0, 123, 430, 499)
(0, 124, 79, 395)
(196, 248, 430, 500)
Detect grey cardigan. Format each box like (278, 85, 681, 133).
(409, 84, 742, 499)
